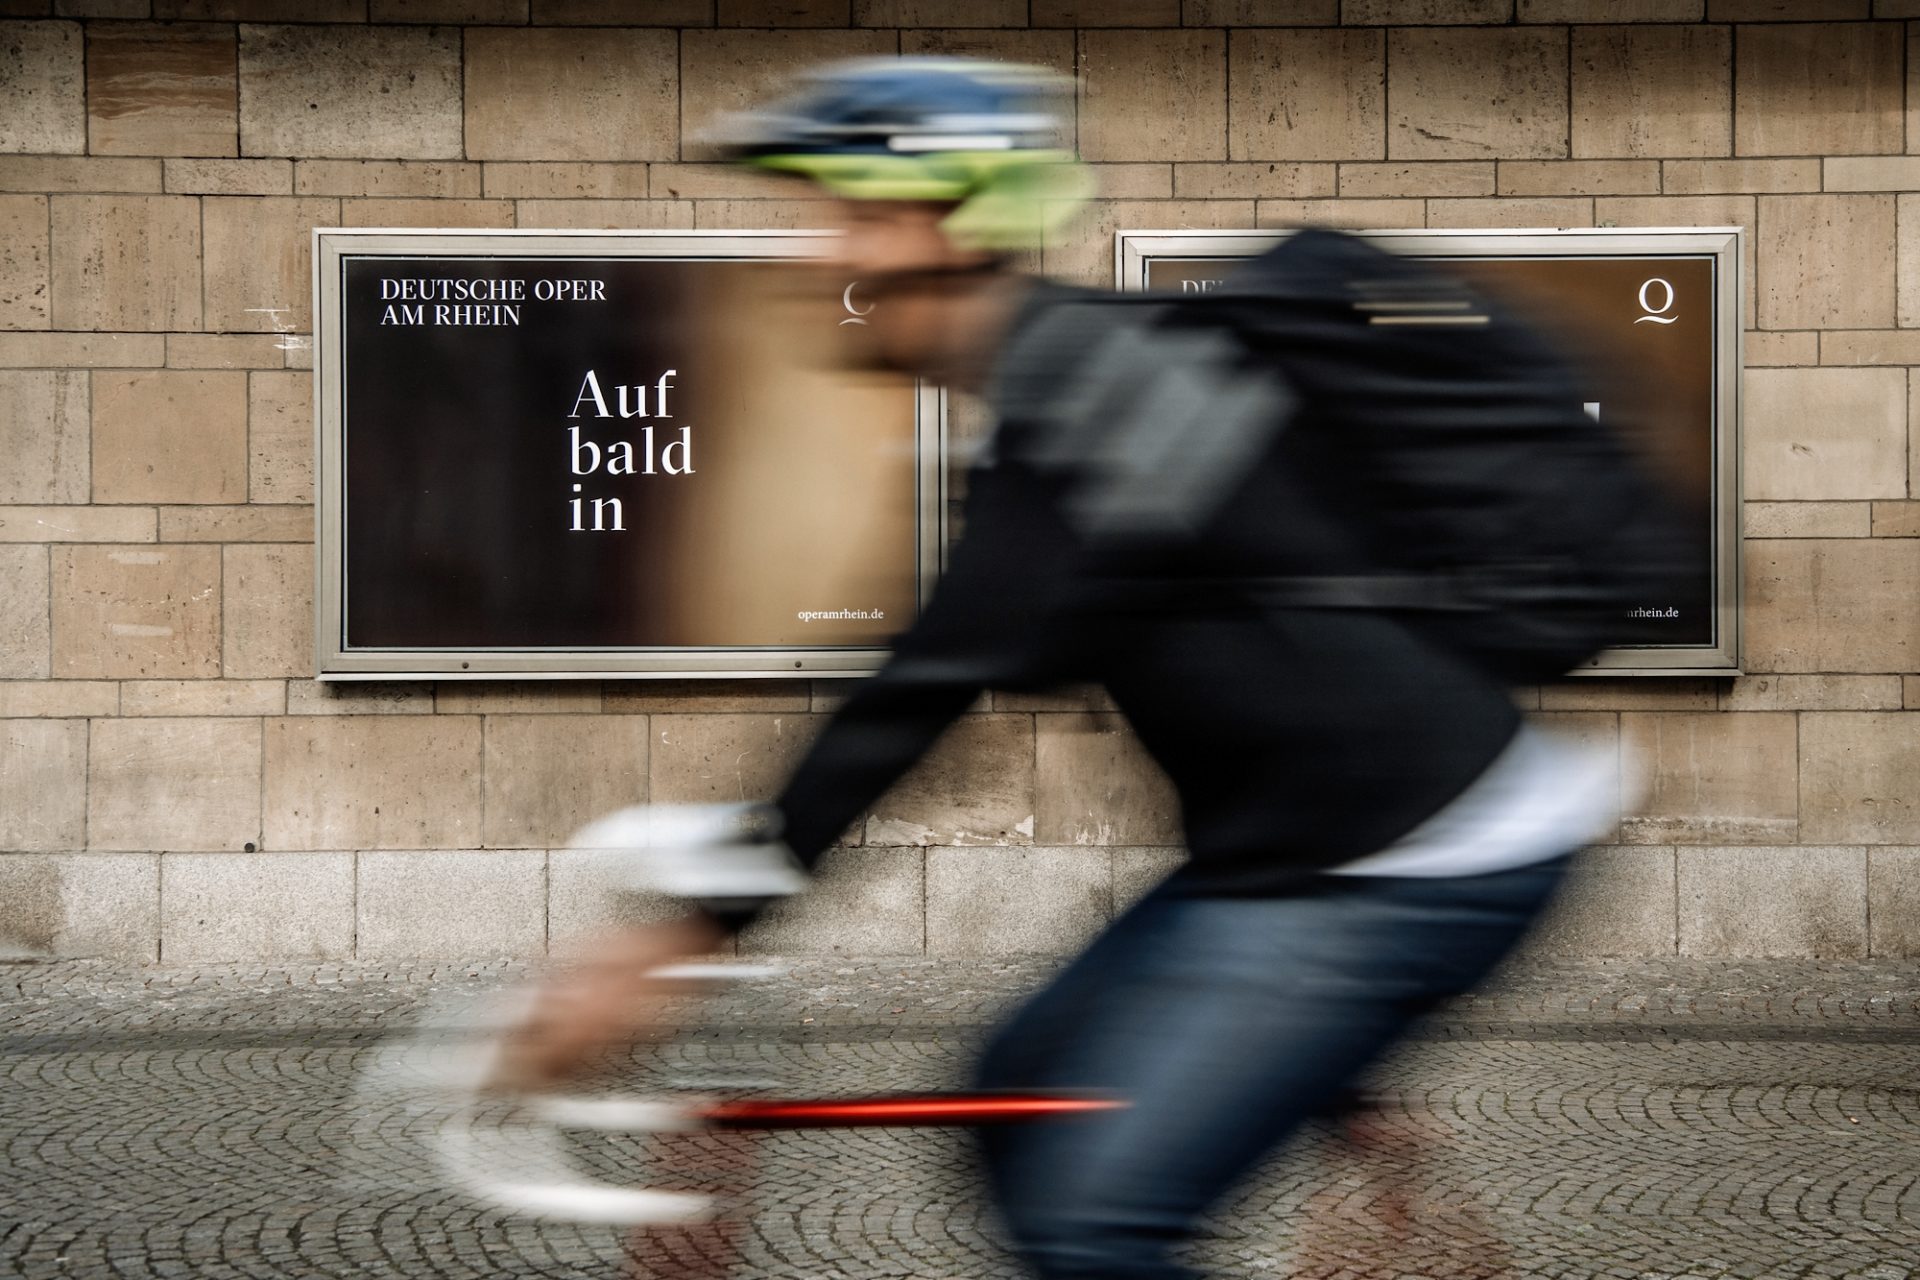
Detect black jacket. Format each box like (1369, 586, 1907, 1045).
(773, 272, 1526, 897)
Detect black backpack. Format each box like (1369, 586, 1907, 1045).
(997, 229, 1689, 683)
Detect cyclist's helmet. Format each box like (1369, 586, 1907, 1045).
(712, 57, 1091, 253)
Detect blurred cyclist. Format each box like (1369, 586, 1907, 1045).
(513, 58, 1661, 1280)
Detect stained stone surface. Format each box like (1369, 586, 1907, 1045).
(4, 955, 1920, 1278)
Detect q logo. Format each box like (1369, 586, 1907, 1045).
(840, 281, 873, 326)
(1635, 277, 1677, 325)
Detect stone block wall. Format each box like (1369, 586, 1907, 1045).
(1, 0, 1918, 962)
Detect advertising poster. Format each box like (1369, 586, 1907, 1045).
(1124, 230, 1741, 675)
(315, 233, 938, 678)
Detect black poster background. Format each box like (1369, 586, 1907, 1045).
(340, 255, 919, 651)
(1147, 254, 1722, 651)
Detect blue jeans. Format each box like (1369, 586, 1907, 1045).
(972, 854, 1571, 1280)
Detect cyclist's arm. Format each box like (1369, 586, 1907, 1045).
(773, 459, 1079, 870)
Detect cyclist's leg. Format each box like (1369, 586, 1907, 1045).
(972, 854, 1569, 1280)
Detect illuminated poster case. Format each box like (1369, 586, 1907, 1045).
(1116, 228, 1742, 677)
(314, 230, 943, 679)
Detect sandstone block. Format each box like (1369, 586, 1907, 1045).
(0, 719, 86, 849)
(515, 200, 695, 231)
(897, 28, 1075, 78)
(1034, 713, 1180, 847)
(160, 850, 353, 963)
(86, 22, 236, 157)
(90, 370, 248, 505)
(1900, 194, 1920, 327)
(0, 371, 88, 504)
(1743, 502, 1870, 538)
(261, 714, 482, 850)
(159, 505, 311, 542)
(1257, 197, 1424, 229)
(1759, 194, 1895, 330)
(1172, 162, 1334, 199)
(49, 195, 200, 331)
(466, 28, 676, 163)
(1801, 713, 1920, 843)
(993, 684, 1117, 713)
(681, 31, 896, 162)
(1746, 538, 1920, 673)
(166, 334, 289, 369)
(1735, 22, 1901, 157)
(1343, 0, 1511, 19)
(854, 0, 1025, 22)
(1539, 679, 1718, 712)
(222, 543, 310, 678)
(1033, 0, 1175, 20)
(866, 714, 1034, 847)
(0, 852, 157, 960)
(1571, 26, 1729, 160)
(0, 332, 164, 367)
(719, 0, 847, 22)
(1873, 501, 1920, 536)
(0, 506, 157, 542)
(740, 847, 925, 955)
(1229, 29, 1384, 162)
(0, 19, 83, 154)
(1496, 160, 1660, 196)
(1710, 0, 1866, 14)
(369, 0, 528, 18)
(925, 846, 1109, 956)
(356, 849, 546, 959)
(164, 158, 292, 195)
(88, 716, 260, 851)
(1338, 161, 1491, 197)
(292, 159, 479, 199)
(433, 681, 600, 714)
(1678, 845, 1866, 958)
(534, 0, 713, 19)
(339, 198, 515, 228)
(156, 2, 368, 15)
(0, 680, 118, 717)
(690, 198, 838, 230)
(1745, 331, 1818, 366)
(1869, 847, 1920, 956)
(51, 544, 220, 678)
(1662, 158, 1817, 194)
(1183, 0, 1334, 18)
(1819, 331, 1920, 365)
(483, 162, 650, 200)
(1426, 197, 1592, 228)
(1721, 675, 1902, 712)
(1535, 710, 1622, 842)
(1079, 29, 1225, 163)
(1621, 711, 1798, 845)
(0, 194, 48, 328)
(239, 24, 462, 160)
(1521, 0, 1703, 16)
(649, 712, 824, 808)
(603, 680, 808, 713)
(1388, 28, 1567, 162)
(1743, 366, 1905, 501)
(0, 545, 49, 678)
(247, 370, 312, 506)
(1522, 846, 1676, 957)
(1826, 155, 1920, 192)
(0, 155, 160, 193)
(482, 713, 648, 849)
(120, 679, 284, 716)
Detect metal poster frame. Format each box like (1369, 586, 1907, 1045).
(1115, 227, 1744, 677)
(313, 229, 946, 680)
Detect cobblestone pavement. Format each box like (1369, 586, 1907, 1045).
(5, 955, 1920, 1279)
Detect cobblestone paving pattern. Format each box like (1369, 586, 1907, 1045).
(4, 956, 1920, 1279)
